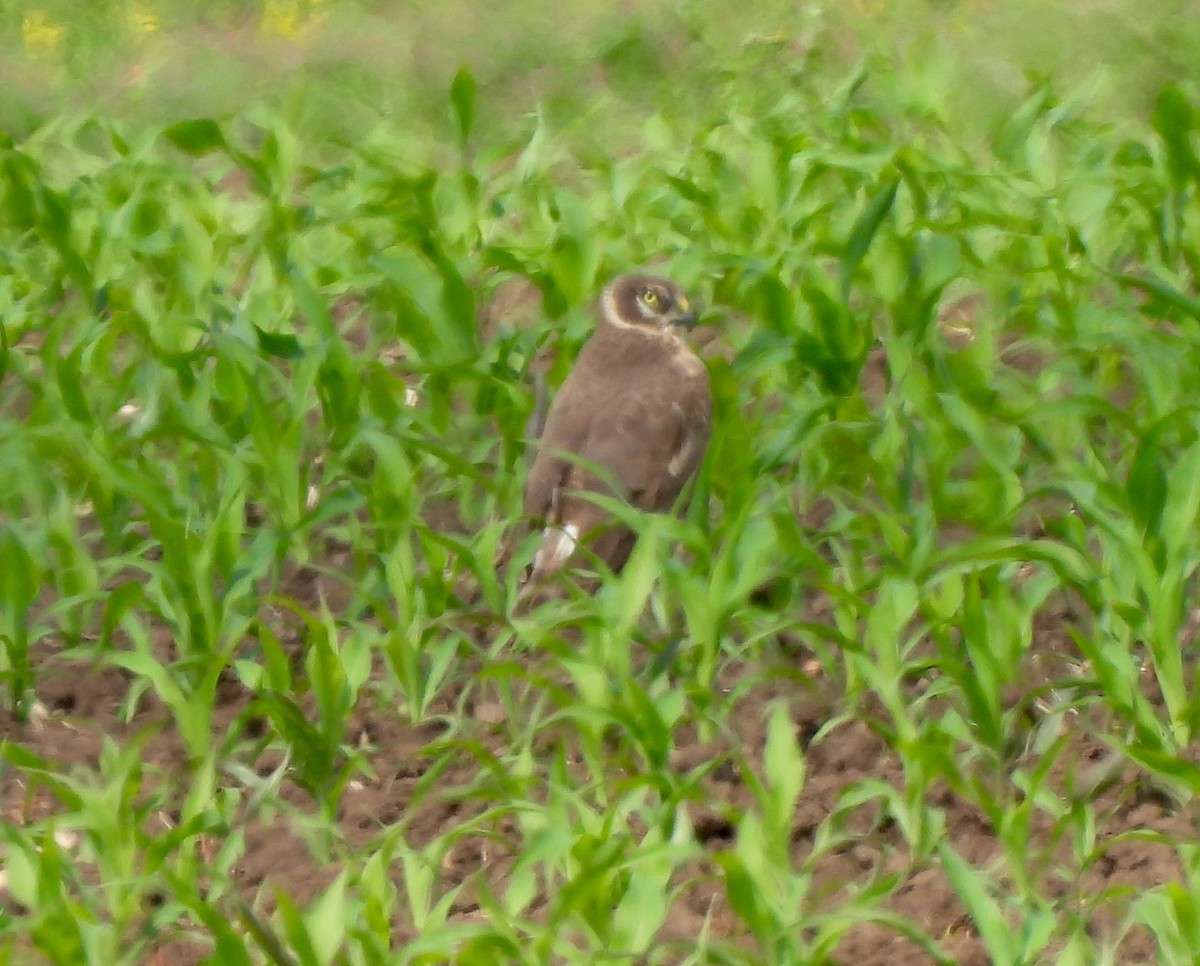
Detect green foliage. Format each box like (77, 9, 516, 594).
(2, 2, 1200, 963)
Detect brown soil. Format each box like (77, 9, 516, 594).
(0, 564, 1191, 966)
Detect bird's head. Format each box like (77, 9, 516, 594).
(600, 274, 698, 334)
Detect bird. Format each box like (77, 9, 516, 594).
(516, 273, 713, 597)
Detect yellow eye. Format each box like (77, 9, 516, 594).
(641, 289, 659, 306)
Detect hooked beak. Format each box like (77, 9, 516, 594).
(672, 296, 699, 329)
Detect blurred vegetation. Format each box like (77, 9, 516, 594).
(3, 0, 1199, 148)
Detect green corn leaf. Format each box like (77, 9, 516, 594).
(162, 118, 228, 156)
(450, 67, 476, 149)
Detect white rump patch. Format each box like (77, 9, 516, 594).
(533, 522, 580, 575)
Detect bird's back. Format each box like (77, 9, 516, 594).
(522, 326, 711, 577)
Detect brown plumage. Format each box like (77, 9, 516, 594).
(518, 273, 713, 594)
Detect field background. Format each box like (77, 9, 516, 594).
(4, 1, 1200, 963)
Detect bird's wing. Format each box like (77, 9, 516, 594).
(546, 388, 707, 575)
(523, 374, 596, 522)
(572, 385, 710, 511)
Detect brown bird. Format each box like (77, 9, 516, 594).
(518, 273, 713, 595)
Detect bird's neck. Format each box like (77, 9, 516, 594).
(599, 319, 687, 345)
(589, 322, 702, 376)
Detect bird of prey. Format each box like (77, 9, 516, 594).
(517, 273, 712, 595)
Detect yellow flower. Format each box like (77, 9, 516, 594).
(261, 0, 303, 39)
(128, 2, 160, 41)
(22, 11, 64, 60)
(261, 0, 328, 42)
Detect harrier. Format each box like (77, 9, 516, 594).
(518, 273, 712, 595)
